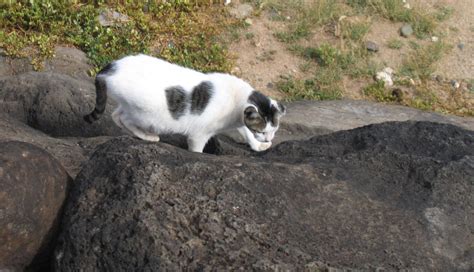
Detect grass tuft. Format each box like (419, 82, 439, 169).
(400, 41, 450, 80)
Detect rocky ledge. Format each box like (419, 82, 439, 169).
(55, 121, 473, 271)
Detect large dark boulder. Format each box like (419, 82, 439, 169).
(55, 121, 473, 271)
(0, 141, 71, 271)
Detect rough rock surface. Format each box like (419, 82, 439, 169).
(0, 72, 121, 138)
(55, 121, 473, 271)
(0, 141, 71, 271)
(0, 47, 93, 82)
(277, 100, 474, 142)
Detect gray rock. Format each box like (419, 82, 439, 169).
(0, 141, 71, 271)
(280, 100, 473, 138)
(457, 43, 464, 50)
(400, 24, 414, 37)
(55, 121, 474, 271)
(366, 41, 379, 52)
(451, 80, 460, 89)
(229, 3, 253, 19)
(0, 47, 93, 82)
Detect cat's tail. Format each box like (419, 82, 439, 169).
(83, 65, 114, 124)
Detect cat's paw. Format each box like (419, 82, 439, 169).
(252, 141, 272, 152)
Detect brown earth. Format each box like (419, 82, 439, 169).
(227, 0, 473, 107)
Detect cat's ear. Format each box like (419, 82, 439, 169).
(277, 102, 287, 116)
(244, 106, 265, 130)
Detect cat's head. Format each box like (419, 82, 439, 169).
(244, 91, 286, 143)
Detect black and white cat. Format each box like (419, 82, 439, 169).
(84, 54, 286, 152)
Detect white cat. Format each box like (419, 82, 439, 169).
(84, 54, 286, 153)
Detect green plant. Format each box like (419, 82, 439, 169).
(276, 76, 342, 101)
(400, 41, 449, 80)
(387, 38, 403, 49)
(363, 80, 397, 102)
(341, 20, 371, 42)
(269, 0, 342, 42)
(0, 1, 237, 73)
(314, 43, 340, 66)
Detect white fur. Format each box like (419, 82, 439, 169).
(101, 54, 280, 152)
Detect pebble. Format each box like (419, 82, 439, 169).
(392, 88, 404, 102)
(450, 80, 460, 89)
(435, 75, 444, 83)
(431, 36, 439, 42)
(98, 9, 129, 27)
(366, 41, 379, 52)
(376, 68, 394, 87)
(403, 3, 411, 9)
(244, 18, 253, 26)
(267, 82, 274, 89)
(400, 24, 413, 37)
(457, 43, 464, 50)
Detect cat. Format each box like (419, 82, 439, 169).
(84, 54, 286, 153)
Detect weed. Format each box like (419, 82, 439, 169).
(314, 43, 340, 66)
(276, 76, 342, 101)
(387, 38, 403, 49)
(269, 0, 342, 42)
(400, 41, 449, 80)
(340, 20, 371, 42)
(363, 80, 397, 102)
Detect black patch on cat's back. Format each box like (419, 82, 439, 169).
(166, 86, 187, 119)
(248, 91, 279, 124)
(191, 81, 213, 114)
(97, 62, 117, 76)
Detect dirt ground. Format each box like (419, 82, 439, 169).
(227, 0, 473, 106)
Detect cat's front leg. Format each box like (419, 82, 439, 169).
(237, 127, 272, 152)
(187, 134, 212, 153)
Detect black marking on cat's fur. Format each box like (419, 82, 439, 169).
(98, 62, 117, 76)
(166, 86, 187, 119)
(84, 63, 116, 123)
(191, 81, 213, 114)
(248, 91, 280, 125)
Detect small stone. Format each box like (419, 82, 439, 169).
(231, 66, 241, 75)
(431, 36, 439, 42)
(435, 75, 444, 83)
(224, 0, 231, 6)
(98, 9, 129, 27)
(391, 88, 404, 102)
(383, 67, 394, 75)
(450, 80, 460, 89)
(403, 3, 411, 9)
(457, 43, 464, 50)
(376, 71, 393, 87)
(244, 18, 253, 26)
(366, 41, 379, 52)
(267, 82, 274, 89)
(400, 24, 414, 37)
